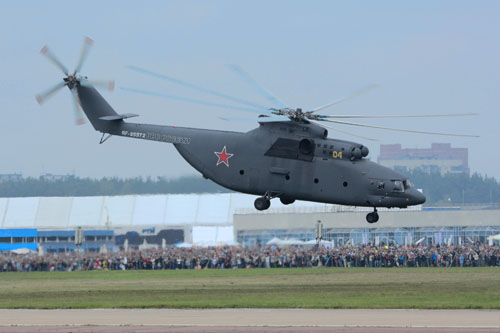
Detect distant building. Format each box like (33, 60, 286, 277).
(0, 173, 72, 182)
(234, 206, 500, 247)
(38, 230, 115, 253)
(40, 173, 72, 181)
(378, 143, 469, 175)
(0, 173, 22, 182)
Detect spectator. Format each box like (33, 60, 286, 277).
(0, 242, 499, 272)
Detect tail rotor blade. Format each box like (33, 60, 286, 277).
(81, 79, 115, 91)
(40, 46, 69, 75)
(36, 81, 66, 105)
(227, 64, 289, 109)
(71, 89, 86, 125)
(74, 36, 94, 73)
(322, 119, 479, 137)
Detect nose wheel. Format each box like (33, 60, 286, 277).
(366, 208, 379, 223)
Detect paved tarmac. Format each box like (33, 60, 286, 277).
(1, 327, 499, 333)
(0, 309, 498, 332)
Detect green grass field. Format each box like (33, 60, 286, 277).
(0, 268, 499, 309)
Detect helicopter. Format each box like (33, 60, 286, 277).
(36, 37, 478, 223)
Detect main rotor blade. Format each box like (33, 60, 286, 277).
(219, 115, 290, 123)
(40, 46, 69, 75)
(321, 119, 479, 137)
(80, 79, 115, 91)
(120, 86, 269, 115)
(127, 65, 268, 110)
(309, 84, 378, 113)
(227, 64, 289, 109)
(309, 119, 379, 142)
(321, 112, 479, 119)
(74, 36, 94, 73)
(35, 81, 66, 105)
(71, 89, 86, 125)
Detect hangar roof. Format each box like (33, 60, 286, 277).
(0, 193, 259, 229)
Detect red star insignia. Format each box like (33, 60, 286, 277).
(214, 146, 234, 167)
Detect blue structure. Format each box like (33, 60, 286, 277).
(38, 229, 115, 253)
(0, 229, 38, 251)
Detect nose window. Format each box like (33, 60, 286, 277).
(392, 180, 404, 193)
(403, 180, 413, 190)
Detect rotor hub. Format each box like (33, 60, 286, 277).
(271, 107, 311, 121)
(63, 74, 80, 89)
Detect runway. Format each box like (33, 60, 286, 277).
(0, 309, 499, 332)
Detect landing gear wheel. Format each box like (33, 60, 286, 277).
(279, 197, 295, 205)
(366, 212, 379, 223)
(254, 197, 271, 211)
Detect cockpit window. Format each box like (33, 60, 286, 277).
(392, 180, 404, 192)
(403, 180, 413, 190)
(377, 182, 385, 190)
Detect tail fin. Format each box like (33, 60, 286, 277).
(76, 85, 120, 132)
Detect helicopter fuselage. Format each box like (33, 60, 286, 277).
(77, 84, 425, 211)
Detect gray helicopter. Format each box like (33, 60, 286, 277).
(37, 37, 478, 223)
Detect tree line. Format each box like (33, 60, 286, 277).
(0, 171, 498, 206)
(398, 169, 500, 206)
(0, 176, 230, 198)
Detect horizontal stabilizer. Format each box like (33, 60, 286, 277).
(99, 113, 139, 121)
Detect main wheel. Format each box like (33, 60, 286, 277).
(366, 212, 379, 223)
(254, 197, 271, 211)
(280, 197, 295, 205)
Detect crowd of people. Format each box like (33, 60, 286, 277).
(1, 243, 499, 272)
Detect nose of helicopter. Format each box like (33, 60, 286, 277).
(407, 188, 426, 205)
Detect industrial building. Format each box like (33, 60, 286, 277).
(234, 205, 500, 247)
(378, 143, 469, 174)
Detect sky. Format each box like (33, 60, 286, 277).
(0, 1, 499, 179)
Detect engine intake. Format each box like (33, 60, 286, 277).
(299, 138, 315, 155)
(351, 147, 362, 160)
